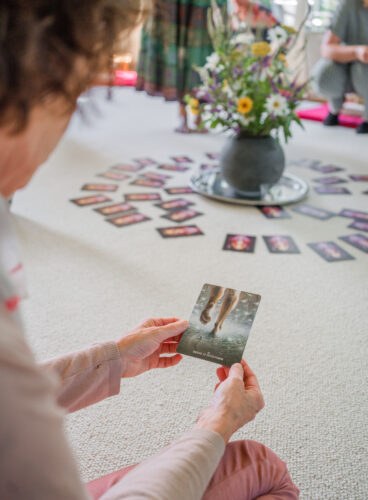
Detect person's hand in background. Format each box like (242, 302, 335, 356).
(355, 46, 368, 64)
(195, 360, 264, 443)
(116, 317, 188, 378)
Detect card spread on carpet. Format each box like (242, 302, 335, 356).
(161, 208, 202, 223)
(71, 195, 112, 206)
(223, 234, 256, 252)
(308, 242, 354, 262)
(124, 193, 161, 201)
(177, 283, 261, 367)
(263, 235, 300, 254)
(156, 225, 204, 238)
(339, 209, 368, 222)
(314, 186, 351, 195)
(339, 234, 368, 254)
(155, 198, 194, 211)
(292, 204, 335, 220)
(258, 206, 291, 219)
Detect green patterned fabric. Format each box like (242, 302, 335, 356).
(136, 0, 227, 101)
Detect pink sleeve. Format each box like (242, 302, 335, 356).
(41, 341, 123, 413)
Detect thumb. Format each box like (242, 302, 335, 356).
(155, 319, 188, 342)
(228, 363, 244, 381)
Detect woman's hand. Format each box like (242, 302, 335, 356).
(195, 360, 264, 443)
(355, 45, 368, 64)
(116, 317, 188, 378)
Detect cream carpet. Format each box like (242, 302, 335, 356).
(11, 88, 368, 499)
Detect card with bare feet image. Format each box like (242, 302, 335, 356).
(177, 284, 261, 367)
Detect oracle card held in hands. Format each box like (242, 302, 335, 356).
(178, 284, 261, 367)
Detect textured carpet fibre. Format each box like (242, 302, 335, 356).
(11, 88, 368, 499)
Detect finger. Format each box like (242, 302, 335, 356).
(216, 366, 227, 382)
(228, 363, 244, 381)
(159, 343, 178, 355)
(157, 354, 182, 368)
(155, 319, 188, 342)
(142, 317, 180, 328)
(162, 333, 183, 344)
(157, 317, 181, 326)
(241, 360, 262, 391)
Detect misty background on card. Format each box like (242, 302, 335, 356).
(178, 284, 261, 367)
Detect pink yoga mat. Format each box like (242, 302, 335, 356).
(297, 104, 363, 129)
(113, 70, 137, 87)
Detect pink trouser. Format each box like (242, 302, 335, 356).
(86, 440, 300, 500)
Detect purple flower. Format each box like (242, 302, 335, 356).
(262, 56, 271, 68)
(268, 76, 279, 94)
(233, 67, 244, 78)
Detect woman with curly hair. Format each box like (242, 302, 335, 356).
(0, 2, 298, 499)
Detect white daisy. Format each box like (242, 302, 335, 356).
(265, 94, 288, 117)
(268, 26, 288, 46)
(223, 85, 235, 99)
(197, 67, 209, 83)
(236, 114, 255, 127)
(205, 52, 220, 71)
(231, 32, 255, 46)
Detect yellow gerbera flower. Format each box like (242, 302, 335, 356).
(237, 97, 253, 114)
(250, 42, 271, 58)
(280, 24, 296, 35)
(188, 97, 200, 115)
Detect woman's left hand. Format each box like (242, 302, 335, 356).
(116, 317, 188, 378)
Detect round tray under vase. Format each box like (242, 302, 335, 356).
(189, 170, 309, 206)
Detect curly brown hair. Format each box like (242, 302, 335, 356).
(0, 0, 150, 132)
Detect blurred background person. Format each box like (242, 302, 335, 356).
(135, 1, 276, 133)
(312, 0, 368, 134)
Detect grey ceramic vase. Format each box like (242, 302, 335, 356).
(220, 134, 285, 196)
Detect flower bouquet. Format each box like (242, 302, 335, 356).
(186, 1, 310, 195)
(186, 1, 309, 142)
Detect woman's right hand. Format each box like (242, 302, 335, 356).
(195, 360, 264, 443)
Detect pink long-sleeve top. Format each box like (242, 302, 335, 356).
(0, 195, 225, 499)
